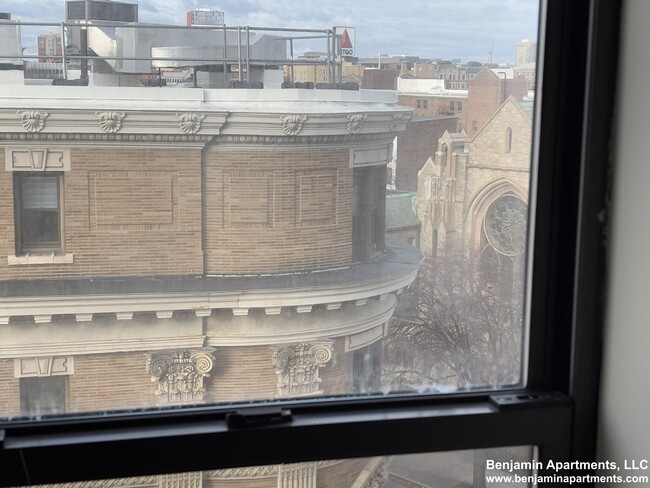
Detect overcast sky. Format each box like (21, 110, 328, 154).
(3, 0, 539, 64)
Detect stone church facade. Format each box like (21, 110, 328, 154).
(417, 95, 532, 263)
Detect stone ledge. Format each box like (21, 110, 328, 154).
(8, 253, 74, 266)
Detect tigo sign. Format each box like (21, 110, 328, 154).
(335, 27, 356, 57)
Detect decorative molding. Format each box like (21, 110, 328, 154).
(205, 461, 342, 480)
(0, 336, 206, 359)
(278, 462, 318, 488)
(17, 110, 48, 132)
(14, 356, 74, 378)
(158, 472, 202, 488)
(345, 323, 384, 352)
(30, 476, 158, 488)
(280, 114, 308, 136)
(272, 341, 333, 398)
(206, 465, 279, 479)
(211, 132, 392, 146)
(146, 349, 215, 405)
(96, 111, 126, 133)
(0, 132, 211, 144)
(350, 144, 392, 168)
(5, 147, 70, 172)
(177, 113, 205, 134)
(361, 457, 393, 488)
(390, 113, 405, 131)
(346, 113, 367, 134)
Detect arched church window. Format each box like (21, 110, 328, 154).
(480, 194, 528, 294)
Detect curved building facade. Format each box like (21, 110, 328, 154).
(0, 86, 420, 487)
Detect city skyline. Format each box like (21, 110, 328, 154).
(4, 0, 539, 64)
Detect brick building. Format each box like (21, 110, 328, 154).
(0, 86, 420, 487)
(465, 67, 528, 137)
(397, 78, 468, 124)
(417, 96, 532, 259)
(392, 115, 459, 192)
(37, 33, 62, 63)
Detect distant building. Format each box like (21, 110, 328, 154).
(386, 190, 421, 247)
(417, 96, 532, 260)
(514, 63, 536, 89)
(465, 67, 528, 136)
(37, 33, 63, 63)
(362, 68, 398, 90)
(515, 38, 537, 67)
(393, 115, 459, 192)
(186, 8, 225, 26)
(397, 78, 468, 125)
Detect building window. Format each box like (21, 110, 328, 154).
(352, 342, 382, 393)
(352, 165, 386, 262)
(457, 101, 462, 111)
(20, 376, 67, 416)
(14, 173, 62, 254)
(449, 100, 455, 111)
(472, 120, 478, 132)
(422, 99, 428, 109)
(416, 99, 421, 108)
(506, 127, 513, 153)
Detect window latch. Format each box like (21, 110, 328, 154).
(489, 391, 569, 411)
(226, 407, 292, 429)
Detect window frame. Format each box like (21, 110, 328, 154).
(0, 0, 620, 485)
(13, 172, 64, 255)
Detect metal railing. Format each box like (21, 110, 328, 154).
(0, 20, 347, 85)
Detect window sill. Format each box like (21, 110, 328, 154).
(8, 253, 74, 266)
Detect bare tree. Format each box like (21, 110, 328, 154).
(383, 246, 524, 391)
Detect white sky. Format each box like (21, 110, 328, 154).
(2, 0, 539, 64)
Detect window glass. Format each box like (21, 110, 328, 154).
(11, 447, 537, 488)
(0, 0, 539, 420)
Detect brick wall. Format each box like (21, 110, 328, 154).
(68, 352, 156, 412)
(395, 117, 458, 192)
(0, 147, 203, 280)
(206, 339, 350, 403)
(319, 339, 351, 395)
(206, 345, 278, 403)
(0, 359, 20, 416)
(203, 146, 353, 274)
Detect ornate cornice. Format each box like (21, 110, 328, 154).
(280, 114, 308, 135)
(347, 113, 367, 134)
(211, 132, 394, 146)
(0, 243, 421, 329)
(0, 132, 211, 144)
(390, 113, 405, 131)
(96, 111, 126, 133)
(17, 110, 48, 132)
(177, 113, 205, 134)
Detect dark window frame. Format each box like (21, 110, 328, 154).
(0, 0, 620, 485)
(13, 172, 63, 255)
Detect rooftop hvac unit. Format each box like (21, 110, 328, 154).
(66, 0, 138, 22)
